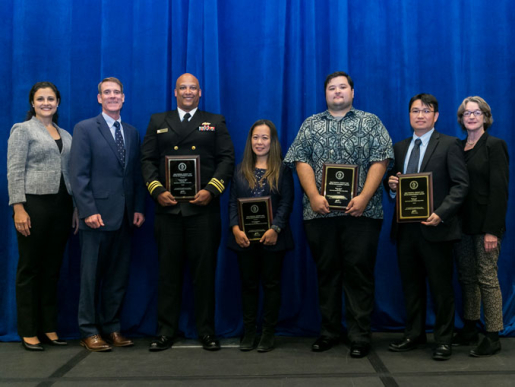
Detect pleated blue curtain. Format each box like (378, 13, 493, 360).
(1, 0, 514, 340)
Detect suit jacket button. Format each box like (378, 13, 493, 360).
(191, 146, 196, 150)
(174, 146, 179, 150)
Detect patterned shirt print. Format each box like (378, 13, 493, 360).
(251, 168, 267, 197)
(284, 108, 394, 220)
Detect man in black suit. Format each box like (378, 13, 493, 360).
(141, 73, 234, 351)
(385, 94, 468, 360)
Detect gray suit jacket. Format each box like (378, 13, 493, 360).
(7, 116, 72, 205)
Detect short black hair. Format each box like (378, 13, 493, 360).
(324, 71, 354, 90)
(409, 93, 439, 112)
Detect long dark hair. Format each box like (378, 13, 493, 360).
(240, 119, 282, 192)
(25, 81, 61, 124)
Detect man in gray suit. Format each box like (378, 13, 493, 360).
(69, 77, 146, 351)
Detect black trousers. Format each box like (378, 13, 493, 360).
(236, 246, 285, 334)
(304, 216, 382, 343)
(15, 191, 73, 337)
(155, 211, 221, 337)
(397, 224, 455, 345)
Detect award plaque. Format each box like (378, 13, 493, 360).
(320, 163, 359, 211)
(396, 172, 433, 223)
(165, 155, 201, 201)
(237, 196, 273, 242)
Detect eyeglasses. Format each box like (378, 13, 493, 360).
(410, 109, 434, 115)
(463, 110, 483, 117)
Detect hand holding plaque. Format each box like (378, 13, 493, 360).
(396, 172, 433, 223)
(320, 163, 359, 211)
(165, 155, 201, 201)
(237, 196, 273, 242)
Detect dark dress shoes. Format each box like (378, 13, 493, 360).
(200, 335, 221, 351)
(257, 333, 275, 353)
(389, 337, 426, 352)
(22, 339, 44, 351)
(149, 336, 174, 352)
(39, 334, 67, 346)
(432, 344, 452, 360)
(105, 332, 134, 347)
(452, 331, 479, 346)
(312, 336, 339, 352)
(350, 342, 371, 358)
(239, 333, 256, 351)
(80, 335, 112, 352)
(470, 336, 501, 357)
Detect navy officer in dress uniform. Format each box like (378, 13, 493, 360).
(141, 73, 235, 351)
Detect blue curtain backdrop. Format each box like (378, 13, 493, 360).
(1, 0, 514, 341)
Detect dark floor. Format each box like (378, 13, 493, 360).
(1, 333, 514, 386)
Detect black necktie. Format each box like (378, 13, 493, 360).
(406, 138, 422, 174)
(113, 121, 125, 166)
(183, 112, 191, 123)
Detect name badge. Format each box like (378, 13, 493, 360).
(157, 128, 169, 134)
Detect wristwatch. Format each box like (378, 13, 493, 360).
(271, 225, 281, 234)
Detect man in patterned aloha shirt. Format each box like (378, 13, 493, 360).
(284, 71, 393, 358)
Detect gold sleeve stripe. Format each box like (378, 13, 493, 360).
(209, 178, 225, 193)
(212, 178, 226, 191)
(208, 181, 223, 193)
(148, 181, 163, 194)
(148, 181, 161, 190)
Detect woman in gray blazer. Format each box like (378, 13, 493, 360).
(7, 82, 78, 351)
(453, 96, 509, 357)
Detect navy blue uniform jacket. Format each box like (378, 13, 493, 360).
(140, 109, 234, 216)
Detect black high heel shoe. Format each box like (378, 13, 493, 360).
(22, 339, 44, 351)
(39, 333, 68, 346)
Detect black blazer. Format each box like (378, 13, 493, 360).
(141, 109, 235, 216)
(385, 130, 469, 242)
(227, 163, 294, 252)
(460, 132, 509, 238)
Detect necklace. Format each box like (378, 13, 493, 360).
(466, 139, 478, 145)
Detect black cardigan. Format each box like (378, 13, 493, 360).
(227, 163, 294, 252)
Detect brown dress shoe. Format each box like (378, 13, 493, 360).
(105, 332, 134, 347)
(80, 335, 112, 352)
